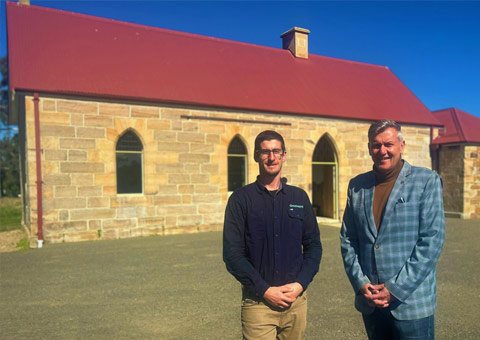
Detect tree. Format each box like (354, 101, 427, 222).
(0, 56, 8, 125)
(0, 133, 20, 197)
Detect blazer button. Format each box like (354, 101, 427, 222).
(374, 244, 380, 249)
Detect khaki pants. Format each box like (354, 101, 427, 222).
(241, 293, 307, 340)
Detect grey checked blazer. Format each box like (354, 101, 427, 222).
(340, 161, 445, 320)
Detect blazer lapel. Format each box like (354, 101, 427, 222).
(363, 172, 377, 238)
(378, 161, 412, 237)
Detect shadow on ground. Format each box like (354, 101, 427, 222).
(0, 219, 479, 339)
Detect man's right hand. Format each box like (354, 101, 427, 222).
(263, 286, 296, 308)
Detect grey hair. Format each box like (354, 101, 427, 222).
(368, 120, 404, 142)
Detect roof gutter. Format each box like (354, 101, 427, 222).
(33, 93, 44, 248)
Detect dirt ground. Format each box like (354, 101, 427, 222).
(0, 229, 26, 253)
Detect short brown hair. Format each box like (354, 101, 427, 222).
(254, 130, 286, 152)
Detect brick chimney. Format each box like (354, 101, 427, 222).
(281, 27, 310, 59)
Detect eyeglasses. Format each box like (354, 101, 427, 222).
(256, 148, 285, 159)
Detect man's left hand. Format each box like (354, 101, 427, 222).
(284, 282, 304, 299)
(370, 285, 392, 308)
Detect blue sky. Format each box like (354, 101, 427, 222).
(1, 0, 480, 118)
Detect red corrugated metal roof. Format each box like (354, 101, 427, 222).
(7, 2, 441, 126)
(432, 108, 480, 144)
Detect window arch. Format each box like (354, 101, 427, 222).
(312, 134, 338, 218)
(116, 130, 143, 194)
(228, 136, 248, 191)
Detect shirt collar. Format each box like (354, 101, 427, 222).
(255, 176, 288, 195)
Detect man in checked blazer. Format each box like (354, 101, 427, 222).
(340, 120, 445, 339)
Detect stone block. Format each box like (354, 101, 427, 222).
(177, 214, 203, 227)
(168, 174, 190, 184)
(178, 185, 194, 194)
(195, 184, 219, 194)
(190, 143, 214, 153)
(178, 153, 210, 164)
(77, 127, 106, 138)
(102, 218, 136, 229)
(161, 107, 189, 119)
(42, 125, 75, 137)
(45, 150, 68, 161)
(182, 121, 199, 132)
(191, 174, 210, 184)
(54, 186, 77, 198)
(198, 203, 223, 214)
(177, 132, 205, 143)
(43, 174, 71, 186)
(70, 208, 115, 220)
(153, 195, 183, 205)
(57, 100, 98, 114)
(99, 103, 130, 117)
(71, 174, 94, 186)
(111, 196, 148, 207)
(88, 220, 102, 230)
(68, 150, 87, 162)
(84, 115, 114, 128)
(42, 99, 56, 112)
(156, 163, 185, 174)
(41, 112, 71, 125)
(61, 162, 105, 173)
(193, 194, 222, 203)
(78, 186, 103, 197)
(161, 204, 197, 215)
(53, 197, 86, 209)
(154, 131, 177, 142)
(156, 184, 179, 195)
(131, 106, 159, 118)
(157, 142, 189, 152)
(60, 138, 96, 150)
(201, 164, 219, 174)
(147, 119, 171, 130)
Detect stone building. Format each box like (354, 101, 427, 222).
(6, 3, 442, 245)
(431, 108, 480, 219)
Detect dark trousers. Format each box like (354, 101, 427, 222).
(362, 308, 434, 340)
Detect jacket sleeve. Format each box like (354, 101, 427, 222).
(340, 182, 371, 293)
(295, 191, 322, 290)
(385, 172, 445, 302)
(222, 193, 270, 298)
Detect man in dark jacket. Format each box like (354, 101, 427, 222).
(223, 130, 322, 339)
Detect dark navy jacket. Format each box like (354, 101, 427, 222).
(223, 178, 322, 299)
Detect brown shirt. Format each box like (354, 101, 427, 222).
(373, 160, 404, 230)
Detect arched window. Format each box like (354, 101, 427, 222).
(228, 136, 248, 191)
(116, 130, 143, 194)
(312, 134, 338, 218)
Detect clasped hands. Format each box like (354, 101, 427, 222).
(360, 283, 392, 308)
(263, 282, 303, 309)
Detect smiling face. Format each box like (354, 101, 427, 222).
(368, 127, 405, 173)
(255, 139, 286, 179)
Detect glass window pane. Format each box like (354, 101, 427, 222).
(228, 137, 247, 154)
(313, 136, 335, 162)
(117, 153, 142, 194)
(117, 131, 143, 151)
(228, 156, 246, 191)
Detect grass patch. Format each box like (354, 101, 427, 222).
(0, 197, 23, 232)
(16, 238, 30, 251)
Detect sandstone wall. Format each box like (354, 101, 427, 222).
(23, 96, 433, 243)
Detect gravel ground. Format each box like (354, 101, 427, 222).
(0, 218, 479, 339)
